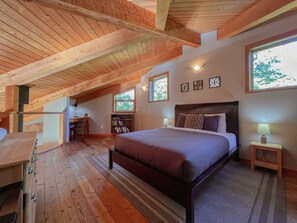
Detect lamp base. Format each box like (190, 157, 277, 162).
(261, 135, 267, 144)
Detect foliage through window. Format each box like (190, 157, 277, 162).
(113, 88, 135, 112)
(149, 72, 169, 102)
(247, 33, 297, 92)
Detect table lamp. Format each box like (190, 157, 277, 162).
(163, 118, 169, 128)
(257, 123, 270, 144)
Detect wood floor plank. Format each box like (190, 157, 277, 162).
(44, 151, 63, 223)
(51, 149, 80, 223)
(69, 142, 148, 223)
(56, 146, 99, 223)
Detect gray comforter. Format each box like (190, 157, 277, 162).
(114, 128, 230, 182)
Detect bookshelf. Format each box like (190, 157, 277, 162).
(111, 114, 134, 136)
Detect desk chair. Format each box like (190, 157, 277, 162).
(70, 114, 88, 140)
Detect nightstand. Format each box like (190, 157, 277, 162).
(250, 141, 282, 178)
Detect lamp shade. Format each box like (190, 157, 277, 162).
(257, 123, 270, 135)
(163, 118, 169, 126)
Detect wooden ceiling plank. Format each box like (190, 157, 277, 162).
(6, 0, 74, 50)
(0, 21, 54, 56)
(0, 37, 43, 63)
(57, 10, 93, 42)
(218, 0, 297, 40)
(27, 0, 201, 47)
(77, 78, 142, 104)
(40, 6, 86, 44)
(24, 47, 182, 111)
(0, 55, 24, 67)
(0, 11, 60, 54)
(73, 15, 99, 39)
(156, 0, 171, 31)
(0, 60, 19, 70)
(85, 18, 105, 37)
(0, 49, 33, 65)
(21, 0, 79, 47)
(97, 21, 113, 35)
(0, 45, 36, 64)
(0, 29, 147, 94)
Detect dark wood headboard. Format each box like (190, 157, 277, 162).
(175, 101, 239, 144)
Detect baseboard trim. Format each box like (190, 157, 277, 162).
(239, 158, 297, 177)
(87, 134, 113, 137)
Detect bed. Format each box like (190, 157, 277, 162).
(109, 101, 239, 223)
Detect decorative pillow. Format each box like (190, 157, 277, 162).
(176, 114, 186, 127)
(203, 115, 220, 132)
(205, 113, 227, 133)
(0, 128, 7, 141)
(184, 114, 204, 129)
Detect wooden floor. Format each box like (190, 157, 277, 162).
(35, 137, 297, 223)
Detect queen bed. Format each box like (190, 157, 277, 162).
(109, 101, 239, 223)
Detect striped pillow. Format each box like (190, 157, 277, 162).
(184, 114, 204, 129)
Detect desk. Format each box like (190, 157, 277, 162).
(69, 117, 89, 139)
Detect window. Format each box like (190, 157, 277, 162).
(246, 31, 297, 92)
(149, 72, 169, 102)
(113, 88, 135, 113)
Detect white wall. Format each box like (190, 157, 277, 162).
(76, 86, 143, 134)
(43, 97, 67, 144)
(74, 14, 297, 170)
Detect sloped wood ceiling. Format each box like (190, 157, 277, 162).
(0, 0, 297, 112)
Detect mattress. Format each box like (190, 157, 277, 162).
(114, 128, 236, 182)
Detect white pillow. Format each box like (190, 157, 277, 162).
(0, 128, 7, 141)
(205, 113, 226, 133)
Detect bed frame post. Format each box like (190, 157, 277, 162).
(186, 192, 194, 223)
(109, 148, 113, 169)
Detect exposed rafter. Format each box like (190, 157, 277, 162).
(156, 0, 171, 31)
(26, 0, 200, 47)
(24, 47, 182, 111)
(218, 0, 297, 40)
(76, 77, 142, 104)
(0, 29, 147, 94)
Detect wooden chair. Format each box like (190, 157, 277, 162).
(70, 114, 88, 140)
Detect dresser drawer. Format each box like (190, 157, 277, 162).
(24, 178, 37, 223)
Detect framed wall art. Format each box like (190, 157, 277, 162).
(181, 83, 189, 92)
(209, 76, 221, 88)
(193, 80, 203, 90)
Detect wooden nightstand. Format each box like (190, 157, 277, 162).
(250, 141, 283, 178)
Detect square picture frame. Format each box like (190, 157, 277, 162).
(193, 80, 203, 90)
(209, 76, 221, 88)
(181, 82, 189, 92)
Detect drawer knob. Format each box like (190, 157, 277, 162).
(31, 192, 37, 203)
(28, 167, 33, 174)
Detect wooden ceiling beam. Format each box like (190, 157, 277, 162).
(76, 77, 142, 104)
(156, 0, 171, 31)
(0, 29, 146, 94)
(26, 0, 200, 47)
(218, 0, 297, 40)
(24, 47, 182, 111)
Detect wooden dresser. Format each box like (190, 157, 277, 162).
(0, 132, 37, 223)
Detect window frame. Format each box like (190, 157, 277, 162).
(245, 29, 297, 93)
(112, 87, 136, 113)
(148, 72, 169, 103)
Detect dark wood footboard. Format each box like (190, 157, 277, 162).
(109, 147, 238, 223)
